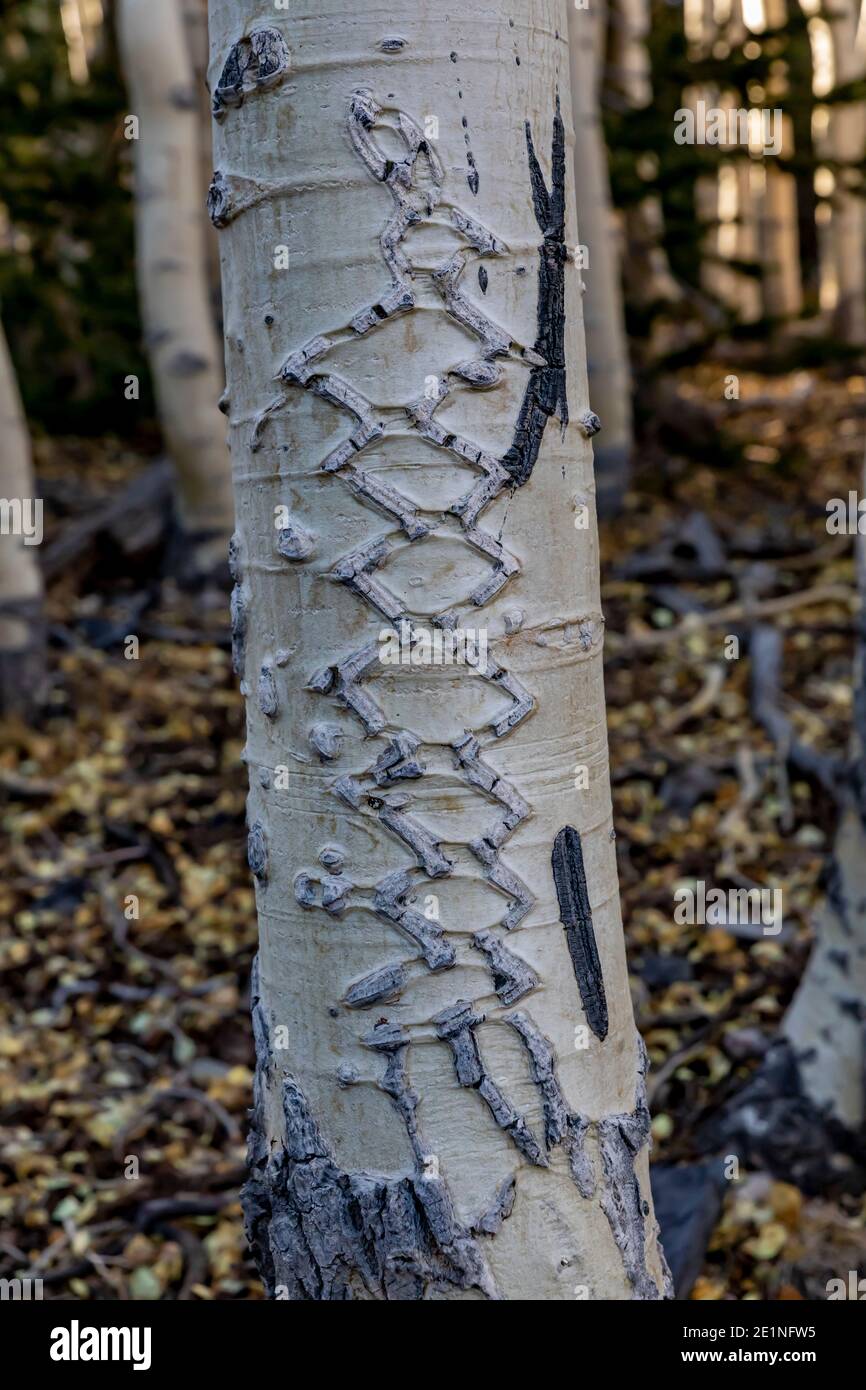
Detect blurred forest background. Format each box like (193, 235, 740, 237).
(3, 0, 866, 1300)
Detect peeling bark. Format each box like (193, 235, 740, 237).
(212, 0, 668, 1300)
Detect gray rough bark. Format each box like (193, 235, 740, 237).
(210, 0, 670, 1299)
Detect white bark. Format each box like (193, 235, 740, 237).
(609, 0, 653, 108)
(0, 319, 43, 712)
(181, 0, 224, 324)
(568, 0, 633, 513)
(118, 0, 233, 568)
(210, 0, 670, 1300)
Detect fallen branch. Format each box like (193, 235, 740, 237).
(608, 583, 855, 656)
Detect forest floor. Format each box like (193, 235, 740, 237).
(2, 359, 866, 1300)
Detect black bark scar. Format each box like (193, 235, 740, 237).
(502, 94, 569, 487)
(552, 826, 608, 1040)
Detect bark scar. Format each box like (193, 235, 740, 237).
(501, 94, 569, 487)
(552, 825, 609, 1040)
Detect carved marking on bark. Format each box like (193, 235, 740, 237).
(434, 1001, 547, 1166)
(506, 1010, 596, 1197)
(501, 95, 569, 487)
(242, 963, 503, 1299)
(233, 87, 667, 1299)
(552, 825, 609, 1040)
(596, 1039, 672, 1300)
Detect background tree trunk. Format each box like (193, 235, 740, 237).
(118, 0, 233, 576)
(210, 0, 670, 1300)
(614, 0, 682, 311)
(569, 0, 634, 516)
(703, 473, 866, 1189)
(775, 446, 866, 1163)
(181, 0, 224, 327)
(760, 117, 802, 322)
(827, 0, 866, 344)
(0, 318, 44, 714)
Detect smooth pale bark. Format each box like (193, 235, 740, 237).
(181, 0, 224, 325)
(59, 0, 107, 84)
(609, 0, 652, 107)
(0, 320, 44, 713)
(210, 0, 670, 1300)
(568, 0, 633, 515)
(827, 0, 866, 343)
(118, 0, 233, 571)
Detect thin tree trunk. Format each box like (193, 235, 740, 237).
(759, 0, 802, 321)
(569, 0, 633, 516)
(118, 0, 233, 575)
(209, 0, 670, 1300)
(0, 319, 44, 714)
(761, 117, 802, 321)
(775, 447, 866, 1168)
(788, 4, 821, 311)
(827, 0, 866, 343)
(614, 0, 682, 308)
(181, 0, 224, 327)
(704, 467, 866, 1190)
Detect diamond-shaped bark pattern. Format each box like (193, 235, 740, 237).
(286, 91, 548, 1164)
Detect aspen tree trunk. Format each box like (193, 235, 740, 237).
(568, 0, 633, 516)
(827, 0, 866, 344)
(118, 0, 234, 575)
(610, 0, 652, 107)
(757, 0, 802, 320)
(735, 158, 763, 324)
(612, 0, 681, 308)
(0, 320, 44, 714)
(209, 0, 670, 1300)
(774, 451, 866, 1170)
(760, 118, 802, 321)
(706, 469, 866, 1189)
(181, 0, 224, 325)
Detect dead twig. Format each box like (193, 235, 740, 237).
(609, 583, 855, 656)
